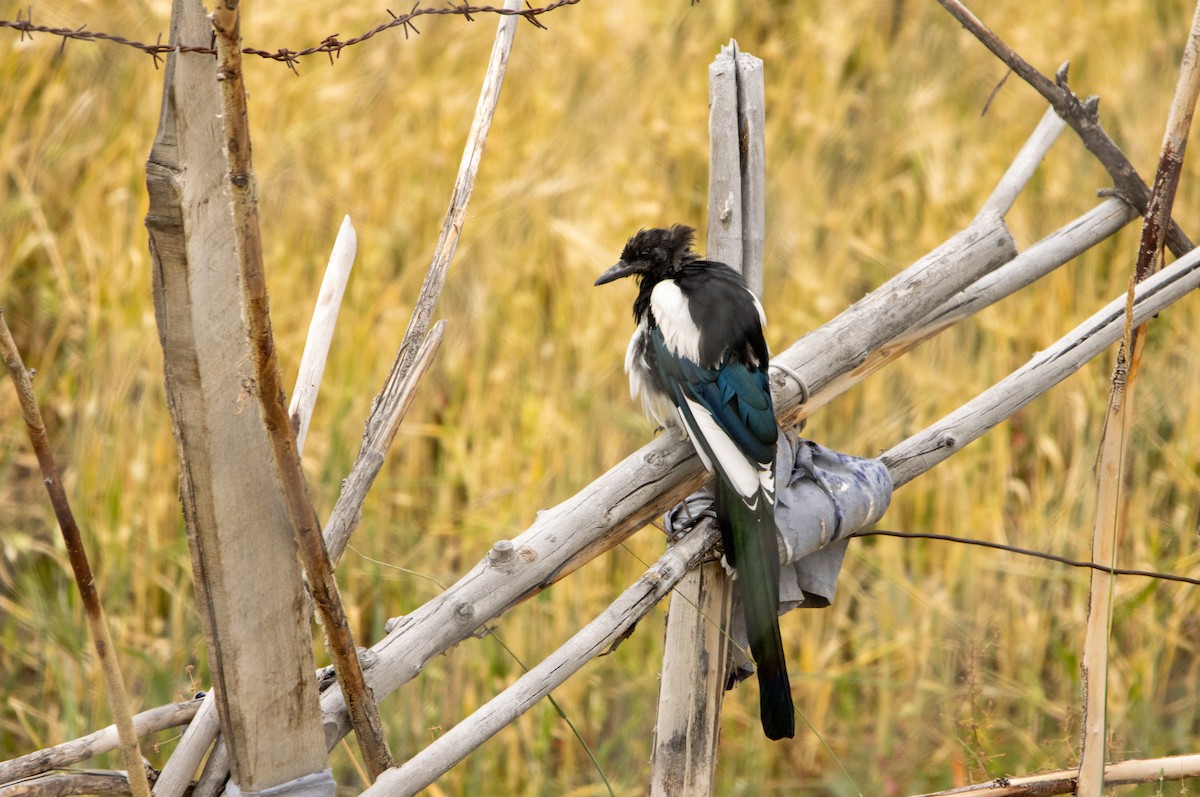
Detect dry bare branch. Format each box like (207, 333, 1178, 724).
(149, 692, 218, 797)
(0, 312, 152, 797)
(0, 770, 137, 797)
(651, 41, 764, 796)
(208, 1, 392, 780)
(362, 524, 722, 796)
(0, 697, 199, 786)
(290, 215, 357, 454)
(936, 0, 1195, 258)
(882, 246, 1200, 487)
(322, 0, 523, 566)
(913, 752, 1200, 796)
(324, 321, 445, 565)
(144, 0, 331, 785)
(1077, 5, 1200, 793)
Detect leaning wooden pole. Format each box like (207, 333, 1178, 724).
(0, 313, 153, 797)
(208, 1, 394, 781)
(648, 41, 767, 796)
(1076, 4, 1200, 793)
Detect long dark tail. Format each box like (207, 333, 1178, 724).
(717, 480, 795, 740)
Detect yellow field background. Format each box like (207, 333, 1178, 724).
(3, 1, 1200, 794)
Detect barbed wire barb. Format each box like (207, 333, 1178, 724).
(0, 0, 581, 69)
(521, 1, 549, 30)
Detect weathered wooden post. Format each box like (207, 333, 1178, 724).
(648, 40, 767, 796)
(144, 0, 332, 793)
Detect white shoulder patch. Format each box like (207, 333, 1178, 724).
(749, 290, 767, 328)
(650, 280, 702, 362)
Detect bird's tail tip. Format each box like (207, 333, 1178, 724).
(759, 664, 795, 740)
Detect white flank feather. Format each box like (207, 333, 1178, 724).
(650, 280, 703, 362)
(625, 319, 674, 427)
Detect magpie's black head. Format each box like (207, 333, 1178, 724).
(594, 225, 697, 286)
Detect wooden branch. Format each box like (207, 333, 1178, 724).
(1133, 2, 1200, 283)
(192, 738, 231, 797)
(318, 113, 1080, 746)
(977, 107, 1066, 218)
(771, 212, 1014, 430)
(936, 0, 1195, 258)
(650, 40, 762, 797)
(290, 215, 357, 454)
(912, 752, 1200, 796)
(321, 0, 523, 567)
(761, 108, 1071, 430)
(1078, 6, 1200, 793)
(323, 320, 445, 566)
(0, 770, 138, 797)
(913, 199, 1134, 340)
(0, 312, 151, 797)
(208, 1, 392, 781)
(361, 525, 722, 796)
(365, 0, 522, 452)
(150, 692, 218, 797)
(0, 699, 200, 786)
(1077, 339, 1129, 797)
(882, 245, 1200, 487)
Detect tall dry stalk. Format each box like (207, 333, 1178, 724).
(1076, 3, 1200, 793)
(0, 311, 153, 797)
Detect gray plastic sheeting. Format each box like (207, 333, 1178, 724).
(226, 770, 335, 797)
(663, 432, 893, 683)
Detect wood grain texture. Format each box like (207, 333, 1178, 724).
(143, 0, 328, 790)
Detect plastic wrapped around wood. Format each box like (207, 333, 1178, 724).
(663, 432, 893, 685)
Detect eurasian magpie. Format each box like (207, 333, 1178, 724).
(595, 224, 795, 740)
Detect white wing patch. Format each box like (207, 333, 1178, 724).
(650, 280, 702, 362)
(681, 397, 774, 500)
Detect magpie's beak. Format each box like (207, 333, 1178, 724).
(594, 260, 636, 286)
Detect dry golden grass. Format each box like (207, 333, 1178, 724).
(2, 0, 1199, 794)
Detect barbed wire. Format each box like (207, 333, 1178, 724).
(0, 1, 582, 73)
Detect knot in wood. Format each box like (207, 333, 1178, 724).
(384, 615, 406, 634)
(453, 601, 474, 622)
(719, 194, 734, 223)
(357, 647, 379, 670)
(488, 539, 515, 565)
(517, 546, 537, 564)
